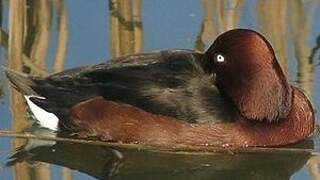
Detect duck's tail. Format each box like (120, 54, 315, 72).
(4, 67, 59, 131)
(4, 67, 38, 96)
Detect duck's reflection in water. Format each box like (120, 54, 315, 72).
(6, 131, 314, 180)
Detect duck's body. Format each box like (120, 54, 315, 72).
(68, 88, 313, 147)
(6, 29, 315, 148)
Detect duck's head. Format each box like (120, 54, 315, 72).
(203, 29, 292, 122)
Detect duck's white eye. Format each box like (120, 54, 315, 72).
(216, 54, 225, 62)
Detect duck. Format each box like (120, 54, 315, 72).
(5, 29, 315, 148)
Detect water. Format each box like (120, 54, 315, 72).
(1, 0, 320, 179)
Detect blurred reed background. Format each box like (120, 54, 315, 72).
(0, 0, 319, 179)
(2, 0, 70, 179)
(109, 0, 143, 58)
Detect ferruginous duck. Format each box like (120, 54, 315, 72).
(6, 29, 314, 148)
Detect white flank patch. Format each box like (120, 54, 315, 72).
(24, 95, 59, 131)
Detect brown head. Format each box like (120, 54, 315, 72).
(203, 29, 292, 122)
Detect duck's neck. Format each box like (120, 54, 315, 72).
(216, 66, 292, 122)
